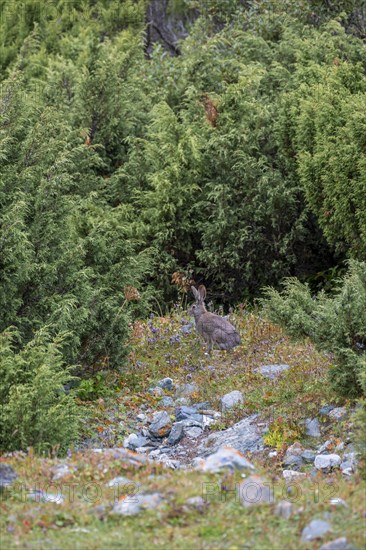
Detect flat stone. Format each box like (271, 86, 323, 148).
(175, 406, 199, 421)
(0, 464, 17, 488)
(196, 446, 256, 473)
(301, 519, 332, 541)
(254, 364, 290, 379)
(328, 407, 348, 421)
(319, 537, 355, 550)
(237, 475, 273, 507)
(167, 423, 184, 446)
(112, 492, 163, 516)
(275, 500, 293, 519)
(220, 390, 244, 412)
(149, 411, 172, 438)
(185, 426, 203, 438)
(305, 418, 321, 437)
(157, 377, 174, 390)
(136, 413, 146, 422)
(314, 454, 341, 470)
(302, 450, 317, 463)
(192, 402, 211, 411)
(197, 415, 263, 457)
(123, 433, 150, 450)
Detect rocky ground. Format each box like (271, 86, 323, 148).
(1, 310, 365, 549)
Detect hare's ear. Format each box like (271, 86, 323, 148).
(191, 286, 200, 301)
(198, 285, 206, 301)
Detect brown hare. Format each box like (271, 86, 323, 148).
(188, 285, 241, 354)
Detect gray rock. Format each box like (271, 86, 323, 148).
(302, 450, 317, 463)
(175, 383, 198, 398)
(328, 407, 348, 421)
(283, 454, 303, 469)
(343, 451, 358, 466)
(301, 519, 332, 541)
(106, 476, 134, 488)
(175, 397, 190, 406)
(319, 538, 355, 550)
(318, 440, 333, 453)
(282, 470, 306, 480)
(160, 396, 174, 407)
(183, 496, 207, 511)
(136, 413, 147, 422)
(148, 386, 164, 397)
(275, 500, 293, 519)
(185, 426, 203, 438)
(237, 476, 273, 507)
(51, 463, 73, 481)
(149, 411, 172, 438)
(197, 415, 264, 457)
(28, 489, 64, 504)
(220, 390, 244, 412)
(340, 461, 354, 475)
(124, 433, 150, 450)
(314, 454, 341, 470)
(319, 404, 336, 415)
(167, 423, 184, 446)
(180, 323, 193, 334)
(305, 418, 321, 437)
(286, 442, 304, 455)
(157, 377, 174, 390)
(196, 447, 256, 473)
(112, 492, 163, 516)
(329, 498, 347, 507)
(175, 406, 199, 421)
(0, 464, 17, 488)
(254, 364, 290, 379)
(192, 402, 211, 411)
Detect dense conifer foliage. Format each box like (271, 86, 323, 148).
(1, 0, 365, 450)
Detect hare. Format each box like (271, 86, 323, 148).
(188, 285, 241, 354)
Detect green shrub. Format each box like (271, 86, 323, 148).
(0, 328, 80, 454)
(261, 260, 366, 397)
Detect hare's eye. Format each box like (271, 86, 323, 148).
(192, 305, 196, 309)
